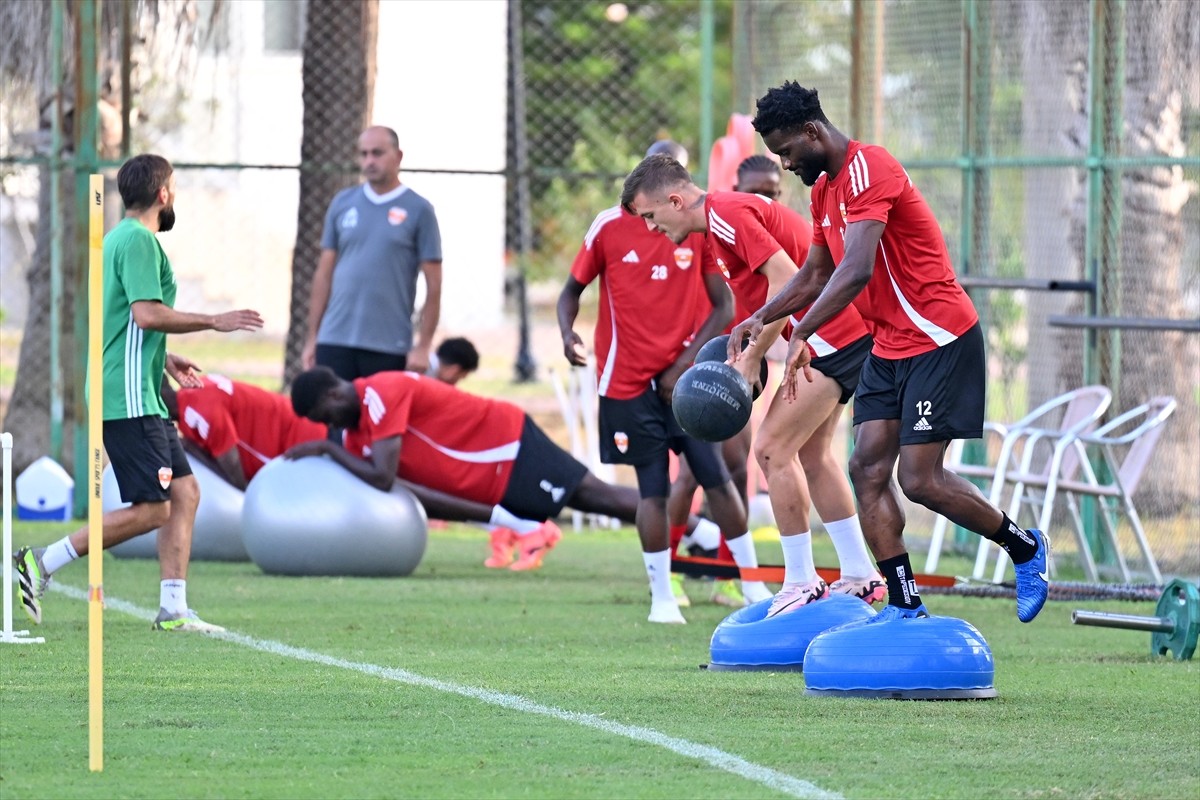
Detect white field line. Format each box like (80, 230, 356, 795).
(50, 583, 841, 800)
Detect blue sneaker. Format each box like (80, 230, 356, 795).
(1013, 529, 1051, 623)
(826, 602, 929, 634)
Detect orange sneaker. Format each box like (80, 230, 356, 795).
(484, 527, 517, 568)
(509, 521, 563, 571)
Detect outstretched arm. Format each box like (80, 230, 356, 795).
(727, 243, 837, 355)
(784, 221, 882, 338)
(132, 300, 263, 335)
(284, 434, 402, 492)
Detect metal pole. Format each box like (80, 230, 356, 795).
(73, 0, 101, 519)
(509, 0, 536, 383)
(1072, 610, 1173, 634)
(49, 0, 65, 464)
(698, 0, 714, 186)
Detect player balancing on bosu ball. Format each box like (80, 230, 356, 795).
(730, 80, 1050, 625)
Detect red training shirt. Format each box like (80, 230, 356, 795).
(176, 375, 326, 481)
(810, 141, 978, 358)
(571, 206, 718, 399)
(704, 191, 869, 356)
(343, 371, 525, 505)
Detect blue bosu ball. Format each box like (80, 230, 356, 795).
(708, 594, 876, 671)
(802, 614, 999, 699)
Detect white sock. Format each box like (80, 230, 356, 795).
(781, 532, 817, 584)
(686, 518, 722, 551)
(643, 549, 675, 603)
(489, 506, 541, 535)
(823, 515, 877, 578)
(41, 537, 79, 575)
(160, 579, 188, 615)
(723, 531, 759, 568)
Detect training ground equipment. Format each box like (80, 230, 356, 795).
(803, 614, 999, 700)
(241, 456, 427, 577)
(694, 333, 769, 400)
(14, 456, 74, 522)
(1071, 579, 1199, 661)
(104, 461, 248, 561)
(2, 432, 44, 645)
(707, 594, 874, 671)
(672, 361, 753, 442)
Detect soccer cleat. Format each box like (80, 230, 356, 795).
(866, 603, 930, 625)
(13, 546, 49, 625)
(670, 573, 692, 608)
(484, 527, 517, 568)
(1013, 528, 1052, 623)
(151, 608, 226, 633)
(647, 599, 687, 624)
(765, 579, 828, 618)
(509, 521, 563, 571)
(741, 580, 774, 604)
(710, 580, 747, 608)
(829, 574, 887, 605)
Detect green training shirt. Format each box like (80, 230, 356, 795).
(95, 217, 177, 420)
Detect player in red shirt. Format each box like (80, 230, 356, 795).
(556, 141, 772, 624)
(169, 375, 327, 489)
(666, 155, 783, 556)
(621, 154, 885, 618)
(286, 368, 721, 583)
(734, 81, 1050, 624)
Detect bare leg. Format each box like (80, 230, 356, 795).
(67, 502, 170, 556)
(848, 419, 904, 559)
(896, 441, 1002, 535)
(797, 403, 857, 523)
(396, 479, 495, 524)
(666, 459, 699, 530)
(156, 474, 200, 580)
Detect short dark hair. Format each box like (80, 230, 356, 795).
(290, 366, 341, 418)
(620, 154, 694, 213)
(116, 154, 173, 211)
(752, 82, 830, 137)
(436, 337, 479, 372)
(736, 155, 781, 181)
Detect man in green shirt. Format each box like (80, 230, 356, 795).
(13, 153, 264, 632)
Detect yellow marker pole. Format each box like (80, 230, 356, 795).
(88, 174, 104, 772)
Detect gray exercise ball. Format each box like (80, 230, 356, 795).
(106, 460, 249, 561)
(241, 456, 428, 577)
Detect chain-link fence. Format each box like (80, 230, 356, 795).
(2, 0, 1196, 575)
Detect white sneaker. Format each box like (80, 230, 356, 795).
(647, 600, 687, 624)
(741, 580, 774, 604)
(766, 579, 828, 618)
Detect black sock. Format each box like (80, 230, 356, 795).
(877, 553, 923, 610)
(989, 513, 1037, 563)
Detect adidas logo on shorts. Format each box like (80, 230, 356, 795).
(913, 417, 933, 432)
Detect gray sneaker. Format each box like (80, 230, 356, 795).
(152, 608, 226, 633)
(13, 546, 49, 625)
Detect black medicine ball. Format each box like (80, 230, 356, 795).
(672, 361, 753, 442)
(694, 333, 768, 400)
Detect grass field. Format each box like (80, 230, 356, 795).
(2, 519, 1197, 799)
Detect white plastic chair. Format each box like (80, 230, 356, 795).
(1002, 396, 1177, 583)
(922, 385, 1112, 576)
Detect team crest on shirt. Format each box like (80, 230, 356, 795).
(614, 432, 629, 453)
(158, 467, 173, 490)
(716, 258, 731, 280)
(387, 207, 408, 226)
(341, 208, 359, 229)
(839, 202, 847, 223)
(673, 247, 694, 270)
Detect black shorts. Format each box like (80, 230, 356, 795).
(853, 323, 985, 445)
(599, 387, 720, 466)
(316, 344, 407, 380)
(500, 416, 590, 521)
(105, 416, 192, 504)
(811, 334, 872, 404)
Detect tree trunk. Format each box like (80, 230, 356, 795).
(1115, 0, 1199, 511)
(282, 0, 379, 387)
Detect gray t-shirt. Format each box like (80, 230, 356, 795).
(318, 183, 442, 355)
